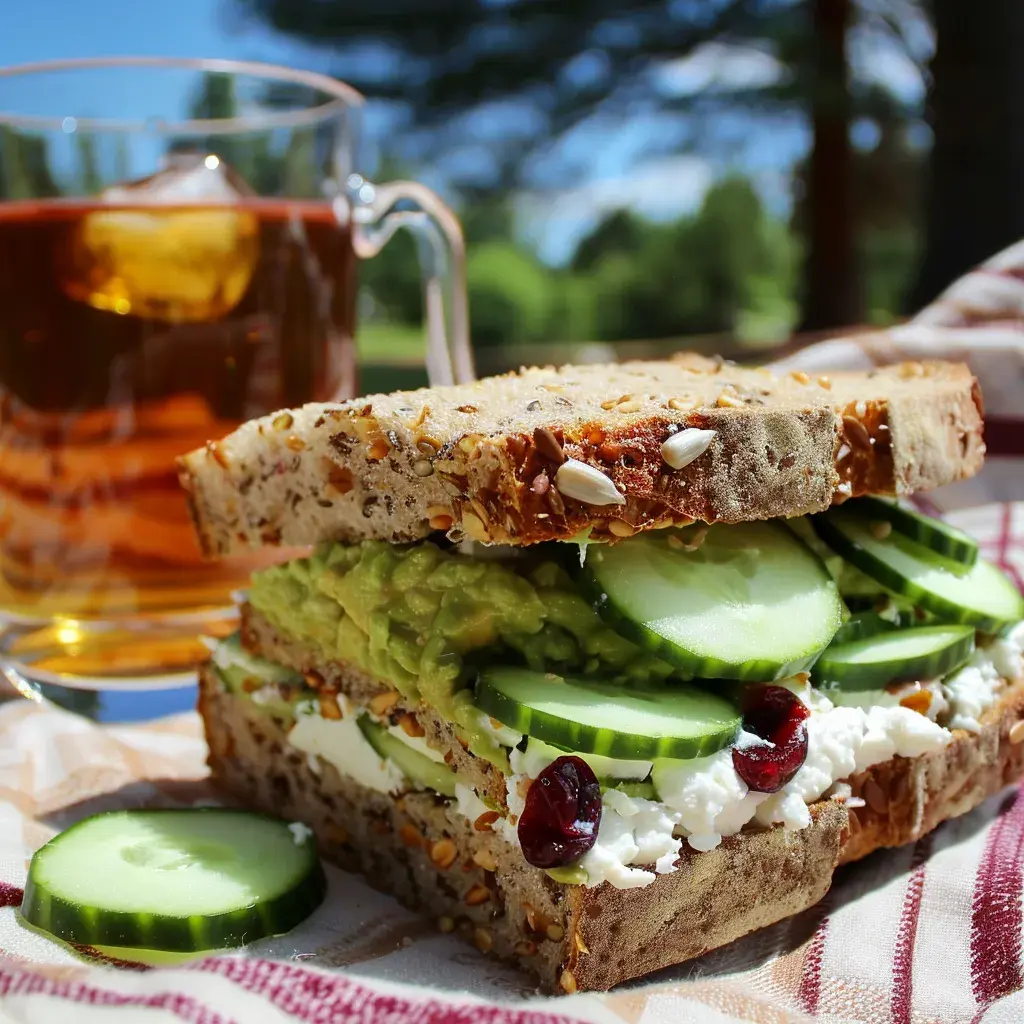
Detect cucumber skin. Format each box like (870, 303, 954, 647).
(591, 596, 825, 682)
(610, 780, 656, 799)
(830, 611, 901, 647)
(856, 496, 979, 568)
(577, 523, 843, 682)
(356, 716, 458, 797)
(812, 514, 1023, 632)
(811, 625, 975, 691)
(21, 809, 326, 953)
(475, 676, 740, 761)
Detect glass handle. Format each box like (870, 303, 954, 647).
(347, 175, 474, 387)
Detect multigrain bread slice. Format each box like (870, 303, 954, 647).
(199, 667, 1024, 992)
(179, 358, 984, 557)
(239, 605, 509, 806)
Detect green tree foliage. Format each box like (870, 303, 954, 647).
(183, 73, 286, 196)
(235, 0, 794, 188)
(575, 177, 794, 341)
(466, 242, 559, 346)
(364, 175, 799, 346)
(75, 134, 103, 196)
(0, 127, 61, 200)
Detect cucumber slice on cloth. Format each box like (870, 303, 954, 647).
(813, 507, 1023, 631)
(21, 809, 325, 952)
(475, 667, 740, 760)
(812, 624, 975, 690)
(580, 522, 843, 680)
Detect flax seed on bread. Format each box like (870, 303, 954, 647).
(178, 358, 984, 558)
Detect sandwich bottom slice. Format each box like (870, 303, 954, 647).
(198, 505, 1024, 993)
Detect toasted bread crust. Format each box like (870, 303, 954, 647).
(199, 664, 1024, 992)
(179, 359, 984, 557)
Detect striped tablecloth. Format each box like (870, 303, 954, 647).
(1, 244, 1024, 1022)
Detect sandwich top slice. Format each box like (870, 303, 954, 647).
(180, 357, 1024, 993)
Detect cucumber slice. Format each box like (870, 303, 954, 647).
(356, 717, 458, 797)
(830, 610, 901, 646)
(476, 667, 740, 760)
(610, 780, 656, 799)
(814, 507, 1024, 631)
(812, 624, 975, 690)
(854, 497, 979, 568)
(521, 736, 652, 783)
(212, 634, 304, 692)
(580, 523, 843, 680)
(21, 809, 325, 952)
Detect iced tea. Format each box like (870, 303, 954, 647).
(0, 196, 356, 627)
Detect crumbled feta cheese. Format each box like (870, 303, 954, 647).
(578, 789, 683, 889)
(287, 696, 406, 795)
(287, 822, 314, 845)
(467, 708, 523, 748)
(452, 783, 493, 825)
(754, 694, 948, 831)
(827, 680, 949, 722)
(652, 747, 766, 852)
(944, 622, 1023, 732)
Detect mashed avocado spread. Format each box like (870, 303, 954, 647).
(247, 540, 675, 763)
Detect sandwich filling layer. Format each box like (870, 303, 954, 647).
(209, 500, 1024, 891)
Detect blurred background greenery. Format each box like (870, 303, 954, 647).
(237, 0, 1018, 388)
(4, 0, 1019, 396)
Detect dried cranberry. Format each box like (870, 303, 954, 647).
(731, 685, 810, 794)
(517, 755, 602, 869)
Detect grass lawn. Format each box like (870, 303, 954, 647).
(357, 322, 427, 364)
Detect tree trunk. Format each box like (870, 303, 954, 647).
(799, 0, 861, 332)
(909, 0, 1024, 309)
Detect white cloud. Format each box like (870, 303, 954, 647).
(849, 28, 927, 105)
(517, 155, 713, 264)
(655, 41, 785, 97)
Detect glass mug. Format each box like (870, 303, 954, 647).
(0, 57, 470, 694)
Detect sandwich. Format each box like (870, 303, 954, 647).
(178, 355, 1024, 993)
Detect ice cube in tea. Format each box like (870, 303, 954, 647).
(61, 155, 259, 322)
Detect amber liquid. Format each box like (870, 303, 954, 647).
(0, 199, 356, 678)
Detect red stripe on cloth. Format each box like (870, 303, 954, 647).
(0, 962, 233, 1024)
(797, 916, 828, 1014)
(70, 944, 151, 972)
(974, 266, 1024, 284)
(191, 957, 585, 1024)
(985, 417, 1024, 457)
(970, 791, 1024, 1006)
(0, 883, 22, 909)
(995, 504, 1024, 594)
(890, 834, 934, 1024)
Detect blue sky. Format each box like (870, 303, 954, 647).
(0, 0, 316, 73)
